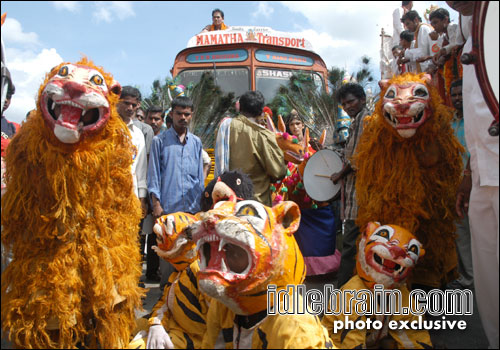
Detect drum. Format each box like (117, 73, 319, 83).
(303, 149, 343, 202)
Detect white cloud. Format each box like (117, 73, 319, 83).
(252, 1, 275, 20)
(4, 48, 64, 124)
(93, 1, 135, 23)
(51, 1, 81, 12)
(2, 18, 39, 46)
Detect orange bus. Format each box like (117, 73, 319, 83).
(171, 26, 330, 185)
(171, 26, 329, 103)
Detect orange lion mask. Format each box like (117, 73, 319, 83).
(353, 73, 463, 288)
(1, 58, 143, 348)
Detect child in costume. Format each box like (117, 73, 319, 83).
(322, 222, 433, 349)
(129, 170, 255, 349)
(193, 199, 333, 348)
(1, 59, 144, 348)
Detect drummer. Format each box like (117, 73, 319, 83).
(329, 82, 370, 288)
(283, 110, 341, 277)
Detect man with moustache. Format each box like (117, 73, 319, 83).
(329, 83, 370, 287)
(148, 96, 204, 220)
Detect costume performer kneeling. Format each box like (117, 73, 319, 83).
(194, 199, 333, 349)
(322, 222, 433, 349)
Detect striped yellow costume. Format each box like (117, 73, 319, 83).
(192, 200, 334, 349)
(129, 213, 211, 349)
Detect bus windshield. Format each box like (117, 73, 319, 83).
(255, 68, 324, 103)
(177, 68, 250, 97)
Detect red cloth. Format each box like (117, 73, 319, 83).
(1, 137, 10, 158)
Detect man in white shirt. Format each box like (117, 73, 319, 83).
(429, 8, 466, 67)
(401, 10, 437, 73)
(116, 87, 148, 217)
(398, 30, 417, 73)
(117, 87, 160, 282)
(449, 2, 499, 349)
(390, 45, 404, 76)
(391, 1, 413, 47)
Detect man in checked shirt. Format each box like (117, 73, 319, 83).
(330, 83, 370, 288)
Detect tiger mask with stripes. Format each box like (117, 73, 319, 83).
(152, 213, 198, 271)
(192, 199, 305, 315)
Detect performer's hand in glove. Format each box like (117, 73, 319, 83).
(146, 325, 174, 349)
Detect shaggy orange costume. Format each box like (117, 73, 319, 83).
(353, 73, 463, 288)
(1, 58, 144, 348)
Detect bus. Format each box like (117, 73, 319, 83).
(171, 26, 330, 185)
(172, 26, 329, 103)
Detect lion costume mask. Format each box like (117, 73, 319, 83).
(192, 199, 304, 315)
(1, 58, 144, 348)
(353, 73, 463, 288)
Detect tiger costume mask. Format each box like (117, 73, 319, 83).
(152, 213, 198, 271)
(357, 222, 425, 289)
(192, 200, 305, 315)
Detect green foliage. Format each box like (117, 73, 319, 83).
(142, 72, 236, 148)
(267, 71, 335, 142)
(266, 56, 376, 144)
(189, 72, 236, 148)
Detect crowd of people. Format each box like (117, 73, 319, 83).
(1, 3, 498, 349)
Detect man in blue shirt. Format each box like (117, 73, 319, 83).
(148, 96, 204, 219)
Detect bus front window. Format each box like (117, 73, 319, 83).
(256, 69, 324, 103)
(178, 68, 250, 97)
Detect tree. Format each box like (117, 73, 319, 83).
(142, 73, 236, 148)
(267, 56, 377, 145)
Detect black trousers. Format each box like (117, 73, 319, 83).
(337, 219, 361, 288)
(146, 232, 160, 276)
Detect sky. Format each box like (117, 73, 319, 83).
(2, 1, 458, 124)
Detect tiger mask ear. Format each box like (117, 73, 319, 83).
(303, 128, 310, 151)
(319, 129, 326, 147)
(272, 201, 301, 236)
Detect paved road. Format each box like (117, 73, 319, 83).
(1, 264, 489, 349)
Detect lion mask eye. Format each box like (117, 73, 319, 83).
(384, 87, 396, 99)
(407, 238, 422, 261)
(413, 84, 429, 98)
(90, 74, 104, 86)
(57, 64, 76, 77)
(369, 225, 395, 243)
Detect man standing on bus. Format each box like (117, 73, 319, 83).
(200, 8, 229, 33)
